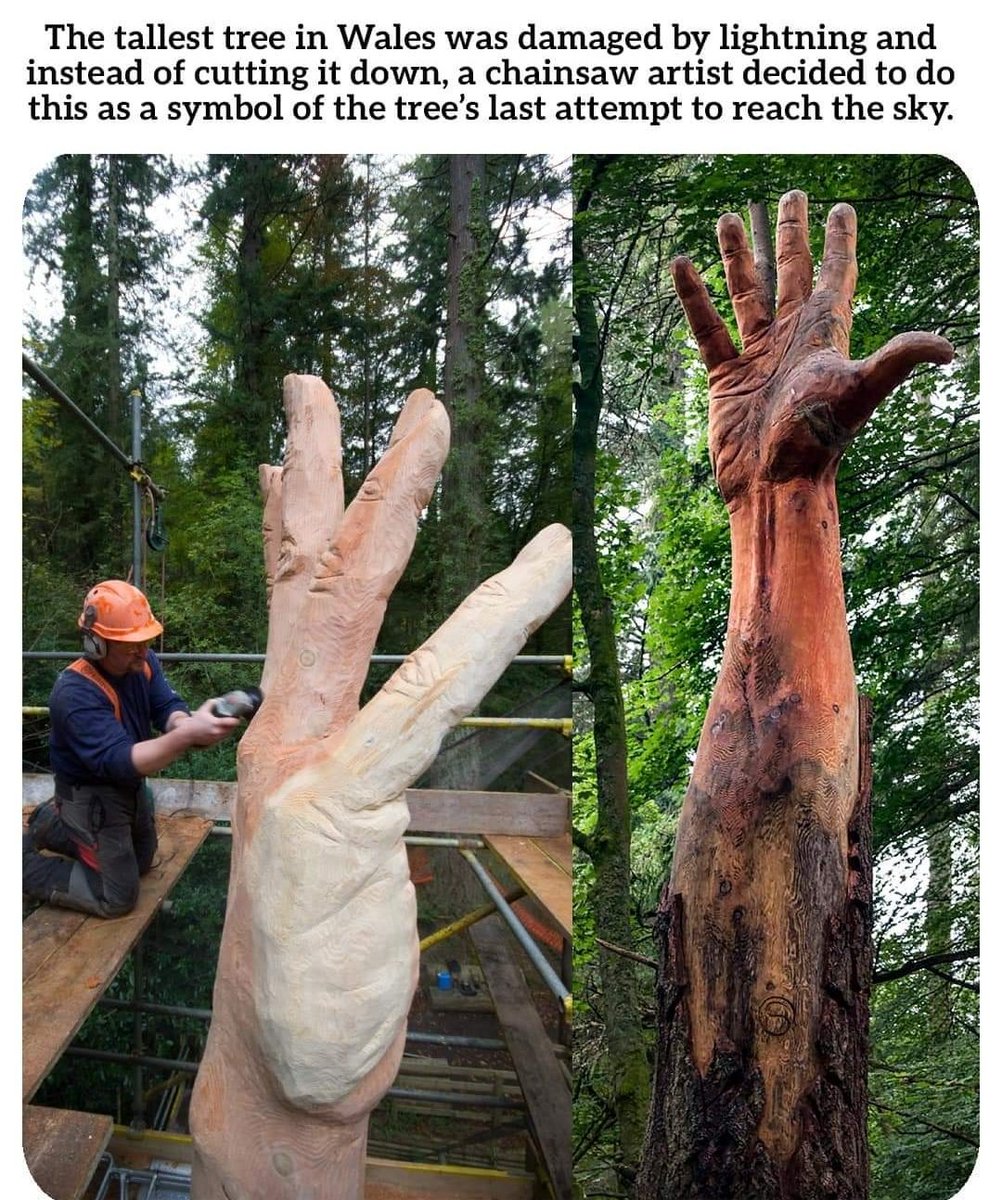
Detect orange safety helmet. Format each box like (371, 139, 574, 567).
(79, 580, 164, 645)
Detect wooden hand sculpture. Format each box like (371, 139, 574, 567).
(637, 194, 952, 1198)
(189, 377, 572, 1200)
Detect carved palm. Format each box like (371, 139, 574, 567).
(671, 190, 953, 503)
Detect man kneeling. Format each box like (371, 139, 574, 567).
(24, 580, 239, 917)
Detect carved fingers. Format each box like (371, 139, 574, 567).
(243, 523, 570, 1113)
(717, 212, 773, 344)
(310, 523, 572, 816)
(670, 257, 737, 370)
(775, 190, 812, 317)
(673, 192, 955, 480)
(275, 375, 345, 584)
(257, 380, 449, 735)
(313, 389, 449, 598)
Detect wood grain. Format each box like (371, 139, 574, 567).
(23, 1105, 113, 1200)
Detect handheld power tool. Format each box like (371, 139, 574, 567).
(211, 686, 264, 719)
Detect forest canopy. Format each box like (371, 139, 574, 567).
(22, 153, 572, 722)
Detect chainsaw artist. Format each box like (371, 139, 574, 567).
(23, 580, 240, 917)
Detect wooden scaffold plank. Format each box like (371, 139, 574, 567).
(484, 833, 572, 940)
(23, 1105, 113, 1200)
(22, 812, 212, 1101)
(23, 775, 570, 838)
(469, 915, 572, 1200)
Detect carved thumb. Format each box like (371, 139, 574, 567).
(834, 332, 954, 432)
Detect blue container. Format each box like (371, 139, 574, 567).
(436, 969, 453, 991)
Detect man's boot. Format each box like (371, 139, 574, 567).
(23, 834, 113, 917)
(27, 799, 78, 857)
(23, 831, 73, 899)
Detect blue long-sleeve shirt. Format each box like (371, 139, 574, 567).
(48, 651, 190, 787)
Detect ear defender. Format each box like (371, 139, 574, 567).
(81, 604, 108, 660)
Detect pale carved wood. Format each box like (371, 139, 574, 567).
(637, 193, 953, 1198)
(189, 375, 571, 1199)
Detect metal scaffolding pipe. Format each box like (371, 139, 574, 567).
(406, 1031, 508, 1051)
(99, 997, 213, 1022)
(459, 849, 572, 1018)
(207, 826, 485, 851)
(460, 716, 572, 735)
(23, 650, 567, 666)
(419, 886, 526, 952)
(24, 705, 566, 732)
(404, 835, 485, 849)
(66, 1047, 525, 1109)
(386, 1088, 524, 1110)
(23, 354, 135, 477)
(94, 1005, 548, 1056)
(131, 939, 144, 1129)
(131, 389, 142, 582)
(65, 1046, 200, 1074)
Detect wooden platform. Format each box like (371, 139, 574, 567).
(22, 811, 213, 1101)
(105, 1130, 535, 1198)
(23, 1104, 113, 1200)
(365, 1158, 535, 1199)
(470, 916, 571, 1200)
(484, 833, 572, 941)
(23, 774, 570, 837)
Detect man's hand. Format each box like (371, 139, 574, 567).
(671, 190, 954, 504)
(182, 700, 242, 747)
(132, 703, 239, 775)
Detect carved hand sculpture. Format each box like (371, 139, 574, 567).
(639, 194, 953, 1197)
(189, 377, 571, 1199)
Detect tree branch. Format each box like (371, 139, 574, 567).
(596, 937, 658, 970)
(873, 945, 979, 985)
(868, 1098, 979, 1149)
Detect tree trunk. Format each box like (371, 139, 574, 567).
(634, 188, 955, 1198)
(924, 820, 953, 1035)
(441, 153, 490, 608)
(639, 690, 872, 1199)
(189, 376, 571, 1199)
(573, 160, 652, 1174)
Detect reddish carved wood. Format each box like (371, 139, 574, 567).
(188, 376, 571, 1199)
(637, 193, 952, 1198)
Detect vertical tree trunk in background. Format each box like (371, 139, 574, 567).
(234, 156, 273, 469)
(441, 154, 489, 609)
(105, 155, 128, 561)
(638, 191, 952, 1198)
(105, 156, 122, 445)
(924, 821, 954, 1034)
(572, 160, 652, 1175)
(431, 156, 490, 835)
(361, 154, 375, 477)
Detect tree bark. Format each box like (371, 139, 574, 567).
(441, 154, 490, 608)
(637, 191, 952, 1198)
(189, 375, 571, 1199)
(573, 158, 652, 1173)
